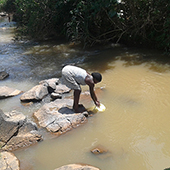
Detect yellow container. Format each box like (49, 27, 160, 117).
(93, 103, 106, 113)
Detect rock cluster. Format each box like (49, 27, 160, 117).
(0, 77, 103, 170)
(20, 78, 70, 102)
(0, 78, 89, 151)
(0, 109, 42, 151)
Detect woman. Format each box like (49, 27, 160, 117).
(62, 65, 102, 113)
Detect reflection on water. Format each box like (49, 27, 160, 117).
(1, 19, 170, 170)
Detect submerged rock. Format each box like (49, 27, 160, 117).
(54, 164, 100, 170)
(0, 86, 22, 99)
(91, 145, 108, 155)
(0, 151, 20, 170)
(0, 109, 42, 151)
(33, 99, 88, 134)
(90, 145, 113, 160)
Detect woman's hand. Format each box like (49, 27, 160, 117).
(95, 100, 100, 107)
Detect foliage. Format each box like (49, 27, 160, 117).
(14, 0, 72, 38)
(66, 0, 118, 46)
(0, 0, 16, 13)
(0, 0, 6, 10)
(116, 0, 170, 52)
(1, 0, 170, 53)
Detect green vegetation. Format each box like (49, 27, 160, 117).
(0, 0, 6, 9)
(0, 0, 15, 13)
(0, 0, 170, 53)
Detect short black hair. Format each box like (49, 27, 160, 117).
(91, 72, 102, 82)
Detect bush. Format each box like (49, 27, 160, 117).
(116, 0, 170, 52)
(0, 0, 16, 13)
(1, 0, 170, 53)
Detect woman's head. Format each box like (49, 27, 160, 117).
(91, 72, 102, 83)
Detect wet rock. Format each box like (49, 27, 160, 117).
(33, 99, 88, 134)
(54, 84, 71, 94)
(91, 145, 108, 155)
(21, 102, 33, 106)
(0, 86, 22, 99)
(20, 84, 48, 102)
(0, 110, 26, 143)
(0, 151, 20, 170)
(51, 92, 62, 100)
(39, 78, 59, 93)
(54, 164, 100, 170)
(90, 145, 113, 160)
(0, 71, 9, 80)
(20, 79, 71, 102)
(0, 109, 42, 151)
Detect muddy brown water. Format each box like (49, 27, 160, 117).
(1, 18, 170, 170)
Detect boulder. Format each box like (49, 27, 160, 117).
(55, 164, 100, 170)
(33, 99, 88, 134)
(0, 86, 22, 99)
(0, 71, 9, 80)
(0, 109, 42, 151)
(54, 84, 71, 94)
(20, 84, 48, 102)
(39, 78, 59, 93)
(0, 110, 26, 143)
(0, 151, 20, 170)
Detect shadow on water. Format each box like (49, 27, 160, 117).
(81, 44, 170, 74)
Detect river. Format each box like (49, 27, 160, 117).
(1, 17, 170, 170)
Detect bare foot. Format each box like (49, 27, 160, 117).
(73, 104, 87, 113)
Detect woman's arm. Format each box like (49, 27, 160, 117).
(89, 84, 100, 106)
(85, 75, 100, 107)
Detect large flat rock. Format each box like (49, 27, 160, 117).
(0, 109, 42, 151)
(34, 99, 88, 134)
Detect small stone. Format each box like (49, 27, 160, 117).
(91, 145, 108, 155)
(51, 92, 62, 100)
